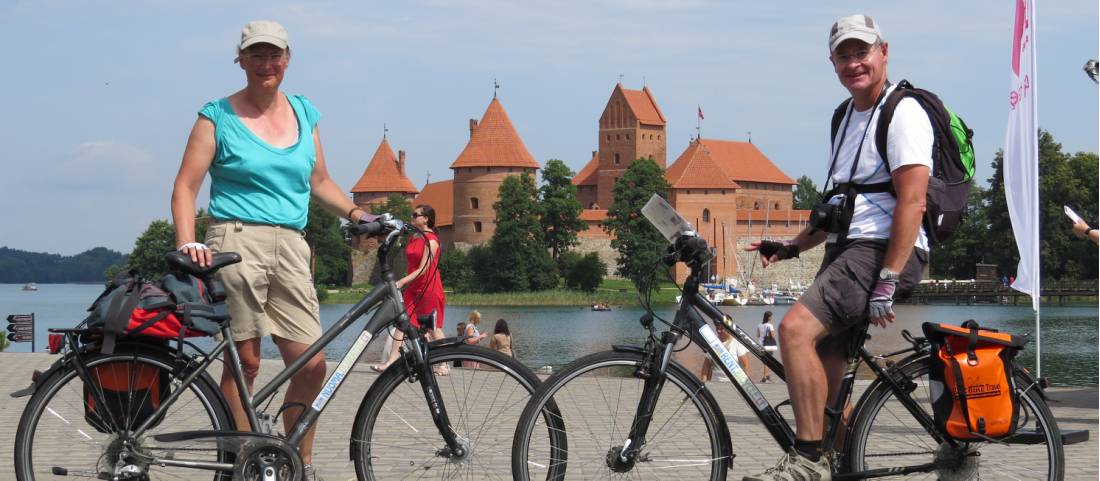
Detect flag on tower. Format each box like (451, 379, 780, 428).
(698, 105, 704, 120)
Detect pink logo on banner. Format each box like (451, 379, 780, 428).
(1011, 0, 1027, 76)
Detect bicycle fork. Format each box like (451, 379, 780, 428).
(405, 337, 467, 459)
(610, 330, 680, 472)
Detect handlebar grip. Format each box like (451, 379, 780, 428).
(349, 221, 384, 236)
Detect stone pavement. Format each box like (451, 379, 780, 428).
(0, 352, 1095, 480)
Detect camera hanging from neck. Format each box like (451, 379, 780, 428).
(810, 80, 892, 246)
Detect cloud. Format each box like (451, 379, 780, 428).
(23, 140, 162, 192)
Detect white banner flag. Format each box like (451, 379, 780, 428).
(1004, 0, 1039, 311)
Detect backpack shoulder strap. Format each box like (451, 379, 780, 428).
(830, 98, 852, 146)
(874, 79, 915, 175)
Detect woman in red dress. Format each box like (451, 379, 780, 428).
(373, 204, 446, 372)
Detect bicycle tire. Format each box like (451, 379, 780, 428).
(512, 349, 731, 481)
(14, 344, 234, 481)
(350, 344, 554, 481)
(846, 356, 1065, 480)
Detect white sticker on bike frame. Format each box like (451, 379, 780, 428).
(698, 323, 770, 410)
(312, 330, 373, 411)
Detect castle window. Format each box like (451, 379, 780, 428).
(657, 135, 661, 140)
(614, 153, 620, 165)
(626, 134, 630, 140)
(754, 201, 760, 210)
(606, 134, 611, 141)
(616, 134, 620, 140)
(702, 209, 711, 223)
(473, 221, 483, 233)
(775, 202, 781, 210)
(470, 197, 479, 209)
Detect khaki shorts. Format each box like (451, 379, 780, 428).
(205, 220, 321, 344)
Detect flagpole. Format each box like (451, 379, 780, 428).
(1032, 0, 1041, 379)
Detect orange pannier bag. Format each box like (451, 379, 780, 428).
(922, 320, 1027, 441)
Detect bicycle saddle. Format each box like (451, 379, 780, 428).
(164, 251, 242, 278)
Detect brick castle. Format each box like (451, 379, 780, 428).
(348, 84, 820, 286)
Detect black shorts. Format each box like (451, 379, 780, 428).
(798, 240, 927, 355)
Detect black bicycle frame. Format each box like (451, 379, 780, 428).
(620, 257, 950, 479)
(73, 227, 466, 472)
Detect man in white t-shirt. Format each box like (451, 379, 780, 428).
(744, 14, 931, 481)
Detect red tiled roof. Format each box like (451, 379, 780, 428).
(450, 98, 540, 169)
(620, 85, 666, 126)
(579, 209, 607, 222)
(572, 151, 599, 186)
(350, 138, 419, 194)
(665, 141, 741, 190)
(698, 139, 796, 185)
(413, 180, 454, 227)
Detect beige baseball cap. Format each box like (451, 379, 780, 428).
(828, 14, 882, 53)
(238, 20, 289, 52)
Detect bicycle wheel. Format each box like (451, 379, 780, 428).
(512, 349, 730, 481)
(847, 357, 1064, 480)
(15, 345, 234, 481)
(350, 344, 552, 481)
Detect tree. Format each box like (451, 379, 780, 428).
(602, 158, 671, 290)
(929, 183, 988, 278)
(371, 194, 415, 221)
(969, 130, 1097, 280)
(439, 248, 473, 293)
(539, 159, 587, 259)
(792, 175, 820, 210)
(561, 251, 606, 293)
(127, 220, 176, 279)
(483, 172, 558, 291)
(305, 200, 351, 286)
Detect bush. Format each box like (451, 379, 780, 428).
(562, 251, 606, 293)
(466, 245, 493, 293)
(439, 248, 473, 293)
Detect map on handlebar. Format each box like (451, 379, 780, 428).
(641, 194, 696, 242)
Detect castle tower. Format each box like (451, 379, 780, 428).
(450, 97, 540, 246)
(595, 83, 667, 209)
(350, 137, 419, 208)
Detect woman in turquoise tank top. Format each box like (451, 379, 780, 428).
(169, 20, 370, 480)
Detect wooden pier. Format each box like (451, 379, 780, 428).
(902, 280, 1098, 305)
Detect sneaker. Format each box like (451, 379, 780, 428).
(303, 463, 326, 481)
(742, 448, 830, 481)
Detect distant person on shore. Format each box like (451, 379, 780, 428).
(170, 20, 369, 480)
(1072, 219, 1100, 244)
(490, 318, 514, 357)
(703, 325, 751, 382)
(757, 311, 778, 383)
(464, 310, 488, 368)
(453, 322, 467, 367)
(373, 205, 446, 374)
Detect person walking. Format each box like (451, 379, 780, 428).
(703, 325, 752, 382)
(489, 318, 514, 357)
(757, 311, 778, 383)
(744, 14, 931, 480)
(372, 205, 446, 373)
(170, 20, 370, 481)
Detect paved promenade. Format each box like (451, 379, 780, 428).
(0, 352, 1095, 480)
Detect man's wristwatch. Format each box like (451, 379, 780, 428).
(878, 267, 900, 282)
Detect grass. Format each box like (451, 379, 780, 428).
(321, 279, 683, 306)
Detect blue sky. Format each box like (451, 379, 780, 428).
(1, 0, 1096, 255)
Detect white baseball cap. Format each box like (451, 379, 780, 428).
(828, 14, 883, 53)
(238, 20, 289, 52)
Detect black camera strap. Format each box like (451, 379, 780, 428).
(819, 81, 891, 245)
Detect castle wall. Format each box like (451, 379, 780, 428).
(451, 166, 536, 245)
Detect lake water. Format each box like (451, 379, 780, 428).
(3, 284, 1097, 386)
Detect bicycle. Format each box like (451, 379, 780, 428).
(511, 195, 1066, 480)
(14, 215, 562, 481)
